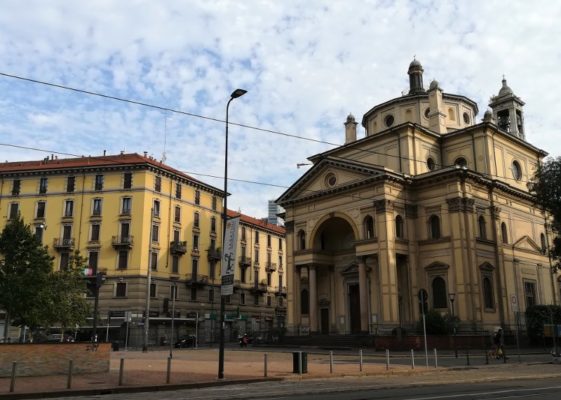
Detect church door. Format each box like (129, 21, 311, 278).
(348, 283, 361, 334)
(320, 308, 329, 334)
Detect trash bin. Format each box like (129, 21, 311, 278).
(111, 341, 120, 351)
(292, 351, 308, 373)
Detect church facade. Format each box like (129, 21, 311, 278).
(277, 60, 557, 336)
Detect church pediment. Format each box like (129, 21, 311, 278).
(512, 235, 542, 254)
(276, 158, 386, 205)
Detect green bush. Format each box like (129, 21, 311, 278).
(417, 310, 449, 335)
(525, 305, 561, 344)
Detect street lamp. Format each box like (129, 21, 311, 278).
(218, 88, 247, 380)
(449, 292, 457, 358)
(169, 280, 177, 359)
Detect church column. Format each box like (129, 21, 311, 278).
(309, 265, 318, 334)
(358, 257, 369, 333)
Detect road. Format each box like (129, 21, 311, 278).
(50, 376, 561, 400)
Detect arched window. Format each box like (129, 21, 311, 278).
(427, 157, 435, 171)
(501, 222, 508, 244)
(363, 215, 375, 239)
(512, 161, 522, 181)
(432, 277, 447, 308)
(483, 276, 494, 309)
(395, 215, 404, 239)
(298, 230, 306, 250)
(541, 233, 547, 253)
(300, 288, 309, 315)
(478, 216, 487, 239)
(455, 157, 467, 168)
(429, 215, 441, 239)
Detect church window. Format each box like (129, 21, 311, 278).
(448, 108, 456, 121)
(501, 222, 508, 244)
(298, 230, 306, 250)
(395, 215, 404, 239)
(431, 277, 447, 308)
(427, 157, 435, 171)
(524, 281, 536, 307)
(325, 173, 337, 187)
(512, 161, 522, 181)
(463, 112, 470, 124)
(300, 288, 309, 315)
(483, 276, 494, 309)
(424, 108, 430, 118)
(478, 216, 487, 239)
(384, 114, 394, 127)
(540, 233, 547, 253)
(363, 215, 374, 239)
(428, 215, 441, 239)
(455, 157, 467, 168)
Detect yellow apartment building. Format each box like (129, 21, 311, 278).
(277, 60, 557, 340)
(0, 152, 286, 345)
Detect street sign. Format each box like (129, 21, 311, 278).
(221, 216, 240, 296)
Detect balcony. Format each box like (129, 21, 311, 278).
(170, 240, 187, 255)
(250, 280, 268, 294)
(239, 256, 252, 268)
(112, 235, 133, 249)
(266, 262, 277, 272)
(185, 273, 208, 287)
(207, 247, 221, 262)
(276, 286, 287, 297)
(53, 238, 74, 251)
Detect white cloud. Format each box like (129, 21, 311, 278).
(0, 0, 560, 218)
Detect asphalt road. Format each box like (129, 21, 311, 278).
(50, 376, 561, 400)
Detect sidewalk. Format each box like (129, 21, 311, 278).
(1, 347, 560, 399)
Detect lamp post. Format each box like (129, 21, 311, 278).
(218, 88, 247, 380)
(449, 292, 457, 358)
(169, 280, 177, 359)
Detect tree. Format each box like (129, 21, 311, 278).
(0, 216, 53, 338)
(531, 156, 561, 269)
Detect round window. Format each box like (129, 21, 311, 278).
(384, 115, 395, 127)
(512, 161, 522, 181)
(463, 112, 470, 124)
(455, 157, 467, 168)
(424, 108, 430, 118)
(325, 173, 337, 187)
(427, 158, 435, 171)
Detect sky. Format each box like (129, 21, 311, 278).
(1, 0, 560, 220)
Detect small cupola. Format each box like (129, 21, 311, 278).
(407, 58, 425, 95)
(344, 113, 358, 144)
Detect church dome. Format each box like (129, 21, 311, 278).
(498, 78, 513, 97)
(408, 58, 423, 71)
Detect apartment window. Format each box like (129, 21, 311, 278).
(175, 183, 182, 199)
(254, 248, 259, 263)
(279, 274, 283, 290)
(211, 217, 216, 233)
(9, 203, 19, 219)
(118, 250, 128, 269)
(121, 197, 132, 214)
(173, 229, 180, 242)
(150, 283, 156, 298)
(94, 174, 104, 191)
(194, 212, 200, 228)
(172, 255, 179, 274)
(66, 176, 75, 193)
(174, 206, 181, 223)
(155, 176, 162, 192)
(279, 238, 283, 250)
(153, 200, 160, 217)
(39, 177, 48, 194)
(193, 234, 199, 250)
(429, 215, 441, 240)
(62, 225, 72, 240)
(88, 251, 99, 273)
(116, 282, 127, 297)
(255, 232, 260, 244)
(60, 252, 70, 270)
(11, 179, 21, 196)
(92, 198, 102, 216)
(267, 272, 272, 286)
(152, 225, 159, 242)
(267, 235, 271, 247)
(151, 251, 158, 270)
(123, 172, 132, 189)
(208, 288, 214, 303)
(524, 281, 537, 308)
(35, 226, 44, 243)
(431, 277, 447, 308)
(240, 293, 246, 305)
(120, 222, 130, 240)
(242, 227, 246, 241)
(195, 190, 200, 205)
(267, 296, 272, 307)
(36, 201, 46, 219)
(240, 265, 247, 283)
(279, 255, 283, 269)
(64, 200, 74, 217)
(91, 224, 100, 241)
(212, 196, 217, 211)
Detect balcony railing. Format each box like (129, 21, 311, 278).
(250, 280, 268, 293)
(112, 235, 134, 249)
(266, 262, 277, 272)
(53, 238, 74, 250)
(185, 273, 208, 287)
(170, 240, 187, 255)
(207, 247, 221, 262)
(239, 256, 252, 268)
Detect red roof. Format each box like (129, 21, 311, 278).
(228, 209, 285, 235)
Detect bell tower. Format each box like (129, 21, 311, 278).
(407, 58, 425, 95)
(489, 77, 525, 140)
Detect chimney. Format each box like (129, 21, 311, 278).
(344, 114, 358, 144)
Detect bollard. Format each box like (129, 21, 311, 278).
(410, 349, 415, 369)
(329, 351, 333, 374)
(67, 360, 73, 389)
(466, 349, 470, 366)
(9, 361, 16, 393)
(264, 353, 268, 377)
(166, 357, 171, 384)
(433, 348, 438, 368)
(385, 349, 390, 371)
(118, 358, 125, 386)
(299, 351, 303, 375)
(359, 349, 363, 372)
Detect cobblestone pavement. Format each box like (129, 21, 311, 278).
(1, 347, 560, 399)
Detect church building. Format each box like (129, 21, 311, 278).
(277, 60, 557, 336)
